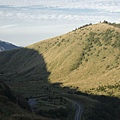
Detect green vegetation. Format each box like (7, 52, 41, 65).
(103, 20, 120, 28)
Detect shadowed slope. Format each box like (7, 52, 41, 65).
(0, 48, 50, 96)
(0, 47, 76, 120)
(0, 81, 52, 120)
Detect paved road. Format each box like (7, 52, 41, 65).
(28, 98, 37, 112)
(74, 102, 83, 120)
(28, 98, 83, 120)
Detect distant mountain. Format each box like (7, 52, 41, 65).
(0, 40, 20, 52)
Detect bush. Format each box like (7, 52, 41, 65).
(106, 65, 110, 69)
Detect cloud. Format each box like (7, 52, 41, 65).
(0, 0, 120, 26)
(0, 0, 120, 12)
(0, 24, 17, 29)
(0, 0, 120, 46)
(87, 0, 120, 13)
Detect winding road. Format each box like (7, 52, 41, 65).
(28, 98, 37, 112)
(74, 102, 83, 120)
(28, 98, 83, 120)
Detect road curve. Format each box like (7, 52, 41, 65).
(74, 102, 83, 120)
(28, 98, 37, 112)
(28, 97, 83, 120)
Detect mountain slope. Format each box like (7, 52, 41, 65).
(0, 40, 20, 52)
(0, 81, 52, 120)
(28, 22, 120, 95)
(0, 23, 120, 96)
(0, 22, 120, 119)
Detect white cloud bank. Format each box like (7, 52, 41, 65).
(0, 24, 17, 29)
(0, 0, 120, 46)
(0, 0, 120, 12)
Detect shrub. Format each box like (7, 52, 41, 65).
(106, 65, 110, 69)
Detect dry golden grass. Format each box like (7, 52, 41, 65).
(27, 23, 120, 94)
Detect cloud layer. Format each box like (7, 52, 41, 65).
(0, 0, 120, 22)
(0, 0, 120, 46)
(0, 0, 120, 12)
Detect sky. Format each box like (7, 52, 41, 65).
(0, 0, 120, 46)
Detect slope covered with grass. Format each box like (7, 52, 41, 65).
(0, 22, 120, 119)
(27, 22, 120, 96)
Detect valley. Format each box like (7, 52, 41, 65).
(0, 22, 120, 120)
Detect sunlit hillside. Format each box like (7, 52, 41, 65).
(28, 22, 120, 97)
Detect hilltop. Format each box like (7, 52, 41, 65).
(0, 22, 120, 120)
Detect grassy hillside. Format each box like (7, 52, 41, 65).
(0, 22, 120, 119)
(27, 22, 120, 96)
